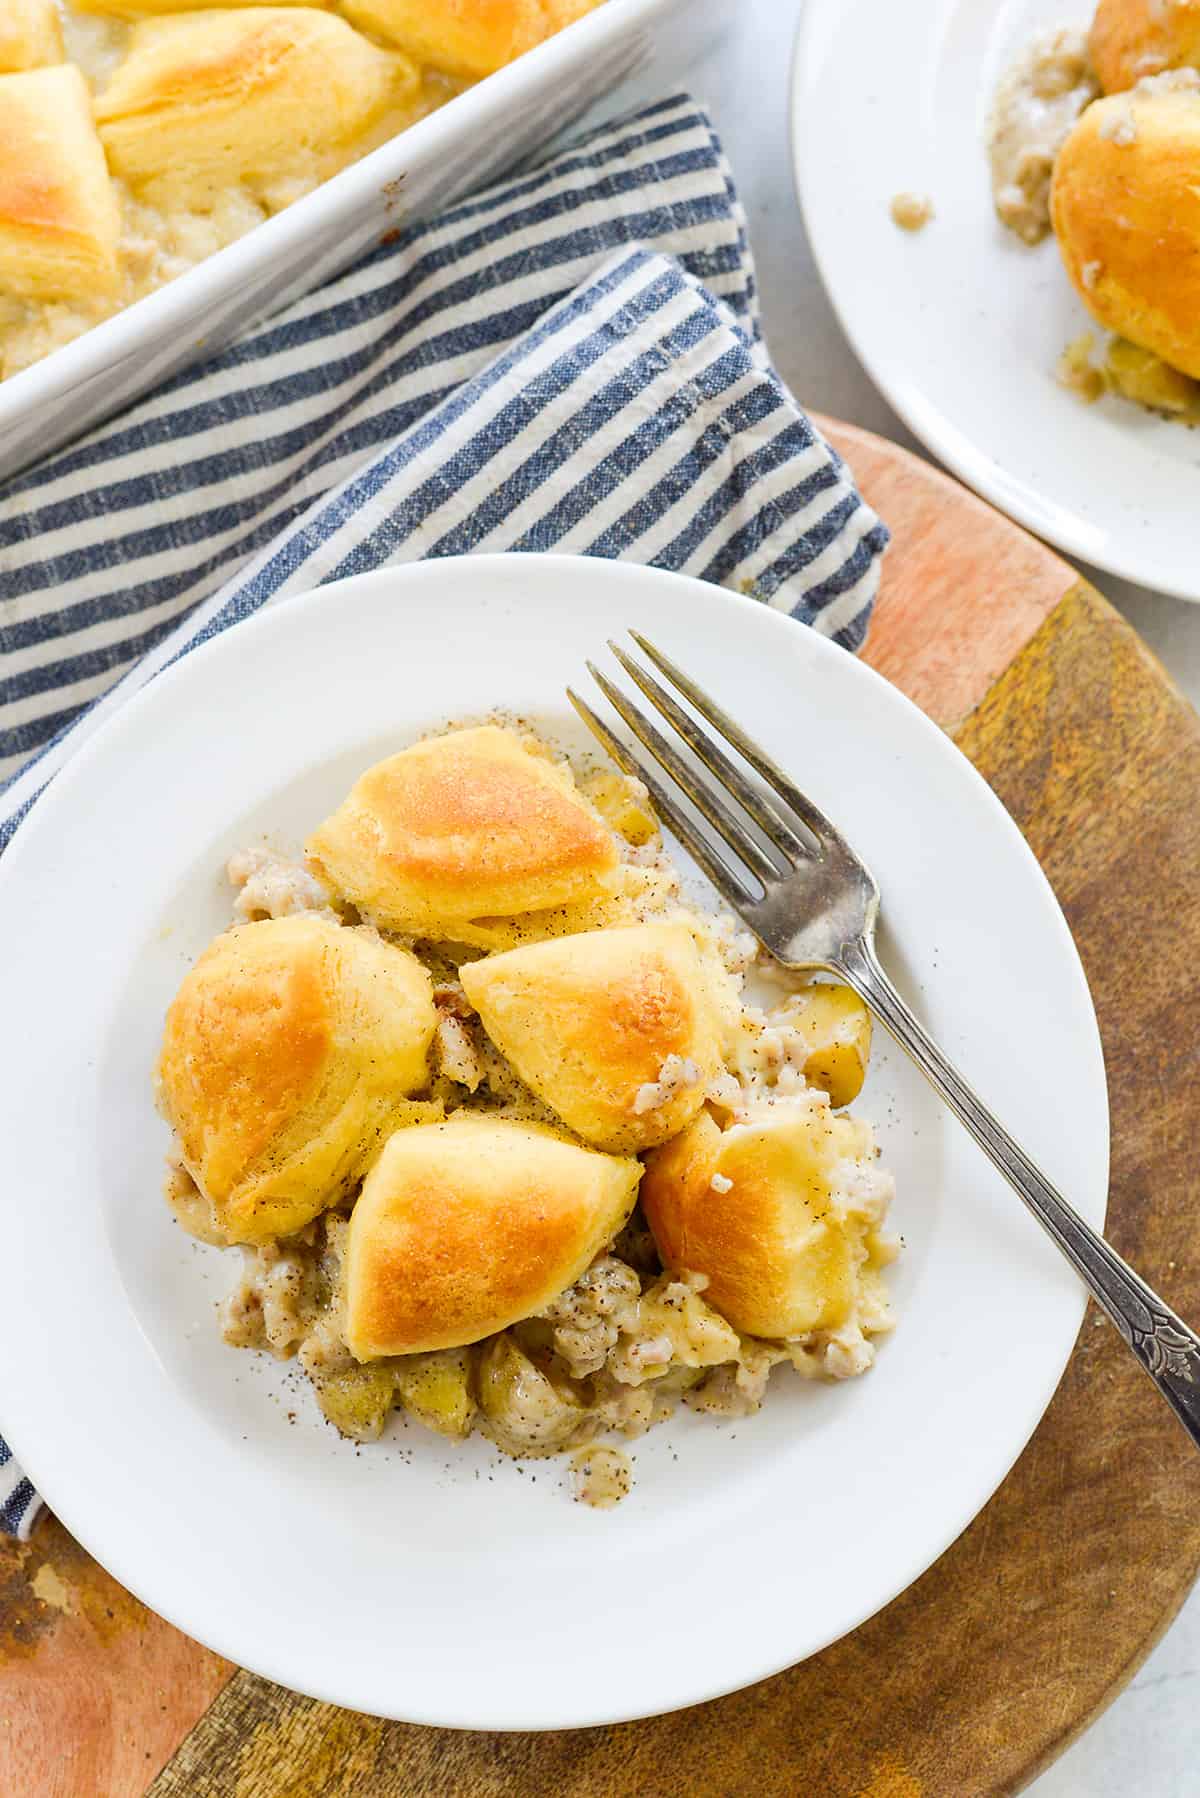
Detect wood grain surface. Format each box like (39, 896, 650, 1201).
(4, 424, 1199, 1798)
(0, 1515, 230, 1797)
(819, 420, 1085, 734)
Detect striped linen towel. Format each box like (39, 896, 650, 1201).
(0, 92, 887, 1537)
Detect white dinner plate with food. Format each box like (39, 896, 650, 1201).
(792, 0, 1200, 602)
(0, 555, 1107, 1727)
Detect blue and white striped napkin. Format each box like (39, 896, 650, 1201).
(0, 93, 887, 1536)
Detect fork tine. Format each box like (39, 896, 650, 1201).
(567, 689, 759, 912)
(608, 640, 810, 861)
(585, 663, 781, 887)
(629, 631, 853, 854)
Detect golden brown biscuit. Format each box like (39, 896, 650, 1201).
(157, 914, 436, 1244)
(1091, 0, 1200, 94)
(0, 0, 63, 71)
(1052, 78, 1200, 379)
(460, 923, 727, 1152)
(641, 1099, 885, 1339)
(338, 0, 600, 79)
(307, 726, 621, 942)
(95, 9, 410, 197)
(0, 67, 120, 302)
(343, 1116, 640, 1357)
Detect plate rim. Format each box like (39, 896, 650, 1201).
(788, 1, 1200, 606)
(0, 553, 1109, 1727)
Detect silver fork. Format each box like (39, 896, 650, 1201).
(570, 632, 1200, 1451)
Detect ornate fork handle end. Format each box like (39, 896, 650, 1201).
(1119, 1309, 1200, 1442)
(838, 936, 1200, 1455)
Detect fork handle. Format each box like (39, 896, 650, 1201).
(840, 936, 1200, 1450)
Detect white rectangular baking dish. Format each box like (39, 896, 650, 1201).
(0, 0, 727, 482)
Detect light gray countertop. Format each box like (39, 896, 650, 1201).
(687, 2, 1200, 1791)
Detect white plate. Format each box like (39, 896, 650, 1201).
(792, 0, 1200, 602)
(0, 555, 1107, 1727)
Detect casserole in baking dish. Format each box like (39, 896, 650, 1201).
(0, 0, 724, 479)
(0, 3, 601, 382)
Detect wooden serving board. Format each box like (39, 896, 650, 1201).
(5, 419, 1200, 1798)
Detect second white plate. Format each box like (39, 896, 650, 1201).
(793, 0, 1200, 601)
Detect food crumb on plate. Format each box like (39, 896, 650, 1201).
(571, 1444, 633, 1509)
(889, 192, 934, 232)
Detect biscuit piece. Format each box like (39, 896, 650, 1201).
(157, 914, 437, 1244)
(307, 726, 621, 942)
(0, 67, 120, 302)
(1052, 79, 1200, 379)
(0, 0, 64, 71)
(460, 923, 727, 1152)
(339, 0, 600, 79)
(344, 1116, 641, 1357)
(641, 1097, 889, 1339)
(1091, 0, 1200, 94)
(95, 9, 410, 196)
